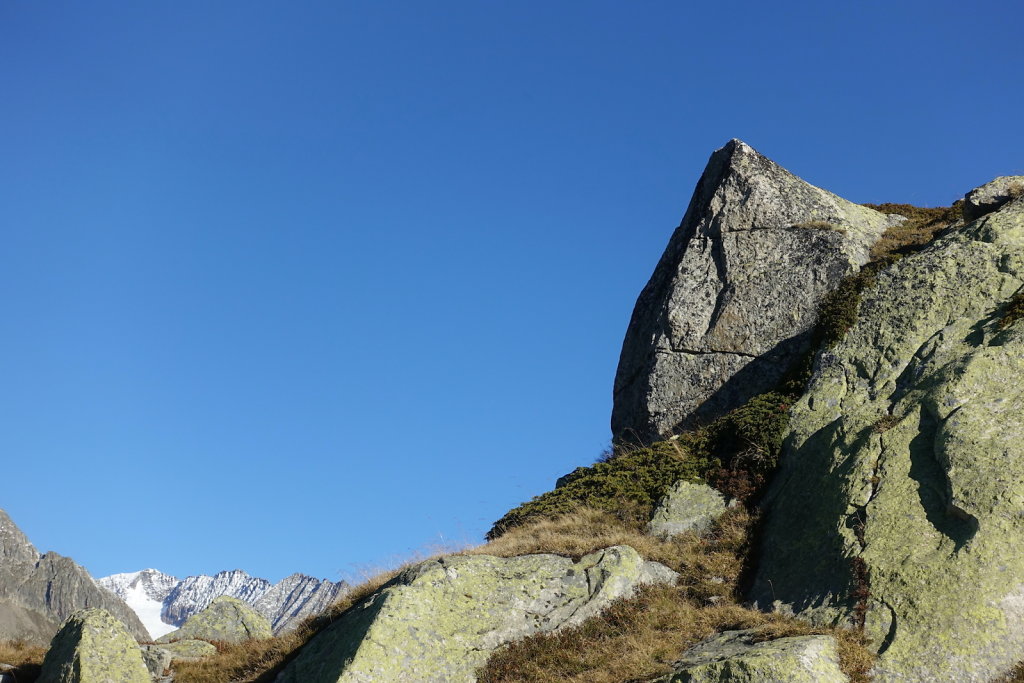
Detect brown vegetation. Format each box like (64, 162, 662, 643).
(172, 565, 406, 683)
(478, 508, 873, 683)
(862, 202, 961, 262)
(0, 640, 45, 682)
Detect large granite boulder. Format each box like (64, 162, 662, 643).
(0, 509, 149, 643)
(37, 608, 150, 683)
(647, 629, 847, 682)
(612, 139, 897, 443)
(157, 595, 271, 644)
(751, 191, 1024, 680)
(276, 545, 677, 682)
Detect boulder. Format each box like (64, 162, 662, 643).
(157, 595, 271, 644)
(37, 608, 150, 683)
(139, 645, 172, 679)
(647, 628, 847, 682)
(751, 190, 1024, 680)
(276, 545, 677, 682)
(612, 139, 897, 443)
(647, 480, 728, 538)
(963, 175, 1024, 221)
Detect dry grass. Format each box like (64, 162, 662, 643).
(0, 640, 46, 682)
(175, 507, 873, 682)
(862, 202, 960, 262)
(172, 564, 408, 683)
(477, 508, 874, 683)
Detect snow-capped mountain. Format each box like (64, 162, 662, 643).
(99, 568, 348, 637)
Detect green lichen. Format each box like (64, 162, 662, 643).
(157, 596, 271, 645)
(38, 608, 151, 683)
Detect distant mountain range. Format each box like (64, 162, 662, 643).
(99, 568, 348, 638)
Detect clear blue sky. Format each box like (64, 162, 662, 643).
(1, 1, 1021, 583)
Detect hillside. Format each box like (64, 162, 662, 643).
(8, 140, 1024, 682)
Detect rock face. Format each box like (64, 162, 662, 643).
(157, 595, 272, 644)
(963, 175, 1024, 221)
(647, 480, 728, 538)
(0, 509, 149, 644)
(648, 629, 847, 682)
(37, 608, 150, 683)
(277, 545, 677, 683)
(100, 568, 346, 636)
(751, 192, 1024, 680)
(612, 139, 896, 443)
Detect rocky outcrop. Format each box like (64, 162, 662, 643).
(963, 175, 1024, 221)
(647, 629, 847, 682)
(157, 595, 271, 644)
(612, 139, 897, 443)
(276, 545, 677, 683)
(751, 191, 1024, 680)
(0, 509, 149, 644)
(37, 608, 150, 683)
(647, 480, 728, 538)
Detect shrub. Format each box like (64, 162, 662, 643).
(486, 441, 709, 540)
(862, 202, 960, 262)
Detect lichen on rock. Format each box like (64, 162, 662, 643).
(647, 628, 847, 682)
(752, 190, 1024, 681)
(157, 595, 271, 645)
(276, 545, 677, 683)
(37, 608, 150, 683)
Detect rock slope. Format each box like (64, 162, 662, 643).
(99, 568, 346, 637)
(0, 509, 149, 644)
(612, 139, 897, 443)
(751, 190, 1024, 680)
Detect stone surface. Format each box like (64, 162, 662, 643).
(150, 638, 217, 661)
(647, 480, 728, 538)
(648, 629, 847, 682)
(276, 545, 677, 683)
(139, 645, 172, 679)
(751, 195, 1024, 681)
(37, 608, 151, 683)
(0, 509, 149, 644)
(963, 175, 1024, 221)
(157, 595, 271, 644)
(612, 139, 897, 443)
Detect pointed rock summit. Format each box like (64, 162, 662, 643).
(612, 139, 897, 443)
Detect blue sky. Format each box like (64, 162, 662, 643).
(1, 1, 1021, 583)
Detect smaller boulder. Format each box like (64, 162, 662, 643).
(156, 595, 271, 645)
(647, 480, 728, 539)
(139, 645, 172, 679)
(648, 629, 847, 682)
(963, 176, 1024, 221)
(38, 608, 151, 683)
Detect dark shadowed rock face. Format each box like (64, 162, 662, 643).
(0, 509, 149, 644)
(612, 139, 897, 444)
